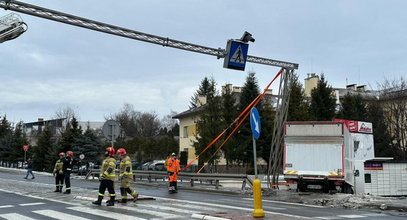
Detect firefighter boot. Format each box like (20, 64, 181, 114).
(106, 196, 115, 206)
(54, 186, 59, 192)
(92, 195, 103, 206)
(63, 189, 71, 194)
(118, 188, 127, 203)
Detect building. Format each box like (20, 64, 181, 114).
(304, 73, 377, 107)
(23, 118, 104, 146)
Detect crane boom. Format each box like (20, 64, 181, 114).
(0, 0, 298, 69)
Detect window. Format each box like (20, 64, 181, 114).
(364, 173, 371, 183)
(183, 126, 188, 138)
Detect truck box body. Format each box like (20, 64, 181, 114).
(284, 122, 351, 191)
(284, 121, 375, 193)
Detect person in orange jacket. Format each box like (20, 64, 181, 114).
(166, 152, 180, 193)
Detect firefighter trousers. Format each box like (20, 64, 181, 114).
(64, 172, 71, 192)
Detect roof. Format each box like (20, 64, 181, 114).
(172, 105, 206, 119)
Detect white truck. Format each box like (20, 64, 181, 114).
(283, 121, 374, 193)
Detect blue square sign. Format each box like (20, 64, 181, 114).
(223, 40, 249, 71)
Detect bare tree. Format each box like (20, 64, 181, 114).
(160, 111, 178, 131)
(53, 106, 78, 135)
(111, 103, 161, 138)
(378, 77, 407, 159)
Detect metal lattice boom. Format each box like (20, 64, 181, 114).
(0, 0, 298, 69)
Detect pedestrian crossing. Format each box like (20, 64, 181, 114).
(0, 187, 398, 220)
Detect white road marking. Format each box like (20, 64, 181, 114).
(219, 198, 286, 210)
(136, 203, 197, 214)
(0, 213, 35, 220)
(191, 213, 230, 220)
(363, 213, 387, 217)
(315, 217, 341, 220)
(337, 215, 365, 218)
(33, 209, 90, 220)
(67, 206, 146, 220)
(153, 196, 314, 219)
(19, 202, 45, 206)
(0, 205, 14, 209)
(112, 204, 181, 219)
(170, 203, 219, 211)
(243, 198, 325, 208)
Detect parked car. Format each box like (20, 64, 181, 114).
(141, 162, 153, 170)
(148, 160, 166, 171)
(132, 161, 142, 170)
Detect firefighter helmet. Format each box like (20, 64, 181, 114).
(66, 151, 73, 158)
(106, 147, 116, 156)
(117, 148, 127, 156)
(59, 152, 65, 156)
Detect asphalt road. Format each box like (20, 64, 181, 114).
(0, 168, 405, 220)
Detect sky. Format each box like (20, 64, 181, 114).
(1, 0, 406, 123)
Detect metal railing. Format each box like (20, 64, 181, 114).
(86, 169, 252, 193)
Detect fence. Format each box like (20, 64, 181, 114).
(86, 169, 252, 193)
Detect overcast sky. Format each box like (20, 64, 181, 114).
(1, 0, 406, 123)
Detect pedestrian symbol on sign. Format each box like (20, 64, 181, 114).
(230, 45, 244, 64)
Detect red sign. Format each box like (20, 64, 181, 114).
(23, 145, 29, 152)
(333, 119, 358, 132)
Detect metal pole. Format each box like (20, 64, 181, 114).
(252, 135, 258, 179)
(111, 125, 114, 147)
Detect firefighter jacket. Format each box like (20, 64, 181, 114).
(53, 159, 64, 174)
(167, 158, 180, 173)
(100, 156, 116, 181)
(119, 156, 133, 179)
(63, 157, 73, 173)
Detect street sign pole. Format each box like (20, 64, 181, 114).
(110, 124, 114, 147)
(252, 135, 258, 179)
(249, 107, 265, 218)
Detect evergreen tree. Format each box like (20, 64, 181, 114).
(366, 101, 396, 158)
(287, 75, 311, 121)
(73, 127, 102, 165)
(234, 72, 262, 165)
(0, 115, 13, 162)
(9, 122, 29, 163)
(336, 93, 367, 121)
(193, 77, 223, 168)
(58, 117, 82, 153)
(33, 126, 55, 172)
(220, 84, 238, 169)
(309, 74, 336, 121)
(189, 77, 214, 108)
(258, 103, 275, 164)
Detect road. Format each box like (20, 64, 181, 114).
(0, 168, 405, 220)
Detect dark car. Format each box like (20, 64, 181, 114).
(132, 161, 142, 170)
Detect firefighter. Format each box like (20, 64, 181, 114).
(62, 150, 74, 194)
(167, 152, 180, 193)
(92, 147, 116, 206)
(53, 152, 65, 192)
(117, 148, 138, 203)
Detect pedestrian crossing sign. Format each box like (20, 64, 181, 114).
(223, 40, 249, 71)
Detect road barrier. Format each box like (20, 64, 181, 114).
(86, 169, 253, 193)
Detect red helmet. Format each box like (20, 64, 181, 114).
(66, 151, 73, 158)
(117, 148, 127, 156)
(59, 152, 65, 156)
(106, 147, 116, 156)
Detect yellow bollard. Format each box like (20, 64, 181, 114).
(252, 178, 265, 217)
